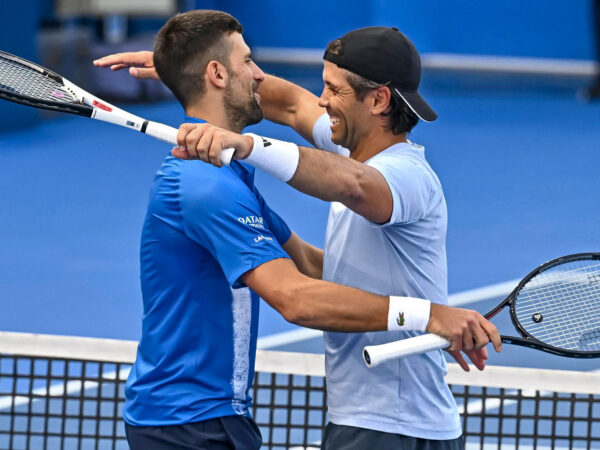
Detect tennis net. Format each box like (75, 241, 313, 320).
(1, 331, 599, 450)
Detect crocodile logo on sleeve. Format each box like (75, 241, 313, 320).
(397, 312, 405, 327)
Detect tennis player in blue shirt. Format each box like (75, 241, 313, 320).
(95, 11, 501, 450)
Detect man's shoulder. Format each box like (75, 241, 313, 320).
(175, 162, 260, 215)
(148, 157, 254, 211)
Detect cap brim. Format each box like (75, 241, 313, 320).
(393, 88, 437, 122)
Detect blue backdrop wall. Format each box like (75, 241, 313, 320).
(216, 0, 595, 59)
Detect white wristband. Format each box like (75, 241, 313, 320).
(387, 296, 431, 332)
(242, 133, 300, 182)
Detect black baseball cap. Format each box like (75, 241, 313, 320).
(323, 26, 437, 122)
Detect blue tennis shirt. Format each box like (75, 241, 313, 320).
(124, 118, 290, 426)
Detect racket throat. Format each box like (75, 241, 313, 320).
(91, 108, 143, 131)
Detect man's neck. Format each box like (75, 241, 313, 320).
(185, 98, 242, 133)
(350, 128, 408, 163)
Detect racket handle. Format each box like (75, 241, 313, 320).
(363, 334, 451, 368)
(143, 121, 235, 165)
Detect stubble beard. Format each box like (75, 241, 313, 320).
(223, 83, 263, 132)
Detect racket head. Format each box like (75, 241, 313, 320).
(0, 50, 92, 117)
(507, 252, 600, 357)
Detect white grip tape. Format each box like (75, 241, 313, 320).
(144, 121, 178, 145)
(363, 333, 451, 368)
(144, 121, 234, 165)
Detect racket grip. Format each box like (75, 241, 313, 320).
(363, 334, 451, 368)
(143, 121, 235, 165)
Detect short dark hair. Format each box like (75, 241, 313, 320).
(154, 10, 243, 108)
(326, 39, 419, 135)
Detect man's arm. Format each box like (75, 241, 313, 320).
(257, 75, 325, 145)
(174, 124, 394, 223)
(282, 232, 323, 279)
(243, 258, 501, 356)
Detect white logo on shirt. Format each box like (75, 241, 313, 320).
(254, 235, 273, 243)
(237, 215, 265, 229)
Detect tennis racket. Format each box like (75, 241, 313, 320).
(0, 50, 234, 164)
(363, 253, 600, 367)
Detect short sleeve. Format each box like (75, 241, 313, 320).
(312, 114, 351, 157)
(179, 165, 289, 288)
(367, 154, 434, 225)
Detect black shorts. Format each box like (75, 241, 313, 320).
(321, 422, 464, 450)
(125, 415, 262, 450)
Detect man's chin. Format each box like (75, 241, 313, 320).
(243, 106, 264, 127)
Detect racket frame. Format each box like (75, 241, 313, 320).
(0, 51, 93, 117)
(498, 252, 600, 358)
(0, 50, 155, 133)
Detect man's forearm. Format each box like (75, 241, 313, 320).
(245, 258, 427, 333)
(244, 258, 502, 353)
(246, 265, 389, 331)
(173, 125, 394, 223)
(290, 146, 366, 202)
(282, 232, 324, 279)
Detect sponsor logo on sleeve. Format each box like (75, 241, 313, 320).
(237, 216, 265, 229)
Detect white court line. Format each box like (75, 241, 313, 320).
(448, 279, 519, 306)
(257, 279, 519, 349)
(257, 328, 322, 349)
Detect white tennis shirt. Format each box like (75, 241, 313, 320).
(312, 114, 461, 439)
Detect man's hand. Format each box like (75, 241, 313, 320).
(93, 51, 159, 80)
(447, 347, 489, 372)
(173, 123, 254, 167)
(427, 303, 501, 371)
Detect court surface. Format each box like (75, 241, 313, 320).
(0, 67, 599, 374)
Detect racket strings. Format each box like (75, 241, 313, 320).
(580, 327, 600, 346)
(0, 56, 76, 104)
(517, 298, 600, 350)
(525, 282, 600, 343)
(515, 260, 600, 351)
(519, 274, 600, 335)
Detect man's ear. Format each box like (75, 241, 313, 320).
(370, 86, 392, 116)
(206, 60, 228, 89)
